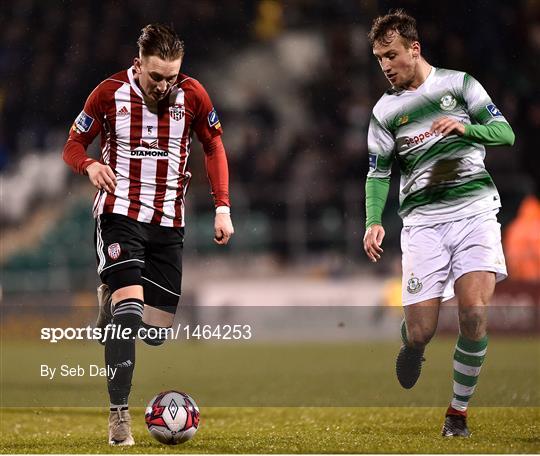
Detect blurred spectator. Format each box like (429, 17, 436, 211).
(504, 191, 540, 281)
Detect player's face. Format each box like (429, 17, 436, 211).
(372, 34, 420, 90)
(134, 55, 182, 102)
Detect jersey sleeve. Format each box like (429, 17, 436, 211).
(462, 73, 509, 126)
(203, 136, 230, 208)
(191, 80, 223, 144)
(67, 86, 104, 146)
(366, 113, 395, 178)
(63, 85, 106, 174)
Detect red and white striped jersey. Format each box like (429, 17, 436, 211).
(64, 67, 229, 227)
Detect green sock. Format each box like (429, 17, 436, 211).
(400, 318, 408, 345)
(451, 334, 488, 412)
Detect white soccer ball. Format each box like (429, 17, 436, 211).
(145, 390, 200, 445)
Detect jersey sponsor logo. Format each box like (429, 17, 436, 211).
(140, 139, 158, 149)
(131, 149, 169, 157)
(486, 103, 503, 117)
(108, 243, 121, 260)
(369, 153, 377, 170)
(170, 104, 185, 121)
(117, 106, 130, 117)
(406, 274, 423, 294)
(439, 94, 457, 111)
(207, 108, 221, 129)
(130, 140, 169, 157)
(74, 111, 94, 133)
(405, 129, 436, 147)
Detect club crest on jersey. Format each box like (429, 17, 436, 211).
(170, 104, 185, 121)
(207, 108, 221, 129)
(406, 274, 423, 294)
(108, 243, 121, 260)
(486, 103, 503, 117)
(439, 94, 457, 111)
(73, 111, 94, 133)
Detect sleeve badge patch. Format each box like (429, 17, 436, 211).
(486, 104, 503, 117)
(369, 153, 377, 171)
(207, 108, 221, 129)
(74, 111, 95, 133)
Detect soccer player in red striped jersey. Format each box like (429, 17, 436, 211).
(63, 24, 233, 446)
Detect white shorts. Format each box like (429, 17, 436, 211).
(401, 210, 507, 306)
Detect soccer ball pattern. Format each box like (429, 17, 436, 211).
(145, 391, 200, 445)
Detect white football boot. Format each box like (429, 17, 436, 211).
(108, 407, 135, 446)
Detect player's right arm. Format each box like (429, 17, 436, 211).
(364, 112, 395, 263)
(62, 86, 116, 193)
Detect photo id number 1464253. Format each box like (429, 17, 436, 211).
(182, 324, 252, 340)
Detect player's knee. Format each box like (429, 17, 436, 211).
(105, 268, 145, 330)
(112, 297, 144, 329)
(406, 324, 435, 347)
(105, 267, 143, 295)
(458, 306, 487, 340)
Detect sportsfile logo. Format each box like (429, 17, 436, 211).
(40, 325, 181, 344)
(40, 324, 253, 343)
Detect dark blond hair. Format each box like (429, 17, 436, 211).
(137, 24, 184, 60)
(368, 9, 419, 48)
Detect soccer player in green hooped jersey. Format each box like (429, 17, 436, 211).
(363, 10, 515, 437)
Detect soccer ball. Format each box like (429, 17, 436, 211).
(145, 390, 200, 445)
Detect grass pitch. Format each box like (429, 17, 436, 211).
(1, 406, 538, 453)
(2, 337, 538, 407)
(1, 337, 538, 452)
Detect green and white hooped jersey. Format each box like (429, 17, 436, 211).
(367, 66, 508, 226)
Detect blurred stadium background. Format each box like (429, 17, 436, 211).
(1, 0, 539, 407)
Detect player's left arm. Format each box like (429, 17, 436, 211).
(202, 135, 234, 245)
(431, 74, 515, 146)
(192, 81, 234, 245)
